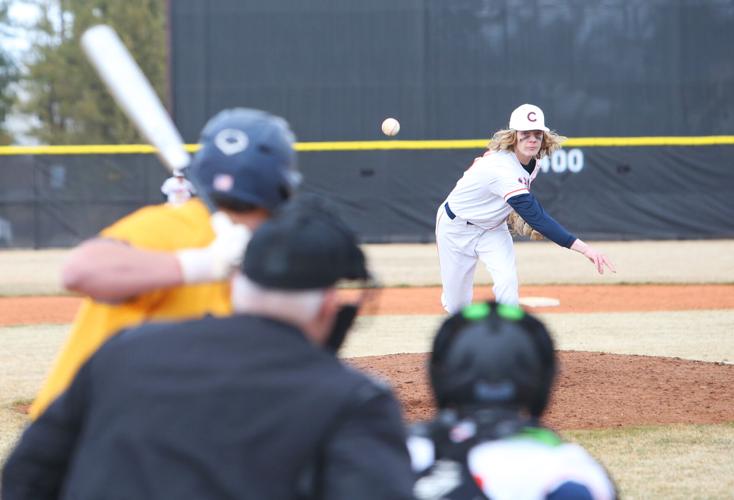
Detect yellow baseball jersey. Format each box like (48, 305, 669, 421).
(29, 199, 233, 419)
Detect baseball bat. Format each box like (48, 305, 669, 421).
(80, 24, 214, 211)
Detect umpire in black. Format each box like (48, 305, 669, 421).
(2, 199, 415, 500)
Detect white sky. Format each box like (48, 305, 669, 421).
(3, 2, 41, 143)
(3, 1, 41, 60)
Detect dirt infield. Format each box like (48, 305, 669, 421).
(4, 283, 734, 430)
(3, 284, 734, 325)
(349, 352, 734, 428)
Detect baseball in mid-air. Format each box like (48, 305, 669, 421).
(381, 117, 400, 136)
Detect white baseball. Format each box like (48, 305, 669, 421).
(381, 117, 400, 136)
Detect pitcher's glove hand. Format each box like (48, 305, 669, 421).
(507, 211, 544, 241)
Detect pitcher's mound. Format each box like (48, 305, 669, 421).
(348, 351, 734, 429)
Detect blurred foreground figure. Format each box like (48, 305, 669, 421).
(2, 198, 414, 500)
(30, 108, 300, 419)
(409, 301, 617, 500)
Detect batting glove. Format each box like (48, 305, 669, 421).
(176, 211, 251, 283)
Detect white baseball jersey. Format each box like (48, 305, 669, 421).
(436, 149, 540, 309)
(409, 431, 616, 500)
(445, 150, 539, 229)
(161, 176, 196, 205)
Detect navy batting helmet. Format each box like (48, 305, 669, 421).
(430, 301, 556, 417)
(189, 108, 301, 212)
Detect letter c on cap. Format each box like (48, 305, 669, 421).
(527, 112, 537, 122)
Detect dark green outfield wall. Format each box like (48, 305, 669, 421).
(166, 0, 734, 242)
(0, 143, 731, 248)
(0, 1, 732, 248)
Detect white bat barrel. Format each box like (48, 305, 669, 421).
(80, 25, 190, 172)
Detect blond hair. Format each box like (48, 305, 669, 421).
(487, 129, 567, 160)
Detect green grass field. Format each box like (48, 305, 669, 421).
(567, 423, 734, 499)
(2, 242, 733, 498)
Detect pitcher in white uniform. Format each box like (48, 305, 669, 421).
(436, 104, 615, 311)
(408, 301, 618, 500)
(161, 169, 197, 205)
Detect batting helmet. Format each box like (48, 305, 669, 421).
(429, 301, 556, 417)
(190, 108, 301, 212)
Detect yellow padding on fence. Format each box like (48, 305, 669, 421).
(0, 144, 199, 155)
(1, 136, 734, 155)
(564, 136, 734, 147)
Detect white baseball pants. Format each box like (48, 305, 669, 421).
(435, 204, 519, 313)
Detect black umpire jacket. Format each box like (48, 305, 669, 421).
(2, 314, 415, 500)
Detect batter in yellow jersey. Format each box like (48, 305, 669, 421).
(29, 199, 233, 419)
(30, 107, 302, 419)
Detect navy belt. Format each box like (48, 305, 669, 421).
(444, 203, 473, 225)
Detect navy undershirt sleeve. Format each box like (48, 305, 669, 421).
(546, 481, 595, 500)
(506, 193, 577, 248)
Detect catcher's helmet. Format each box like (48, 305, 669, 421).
(190, 108, 301, 212)
(430, 301, 556, 417)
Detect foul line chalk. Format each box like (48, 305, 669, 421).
(519, 296, 561, 308)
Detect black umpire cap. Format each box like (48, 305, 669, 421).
(242, 196, 370, 289)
